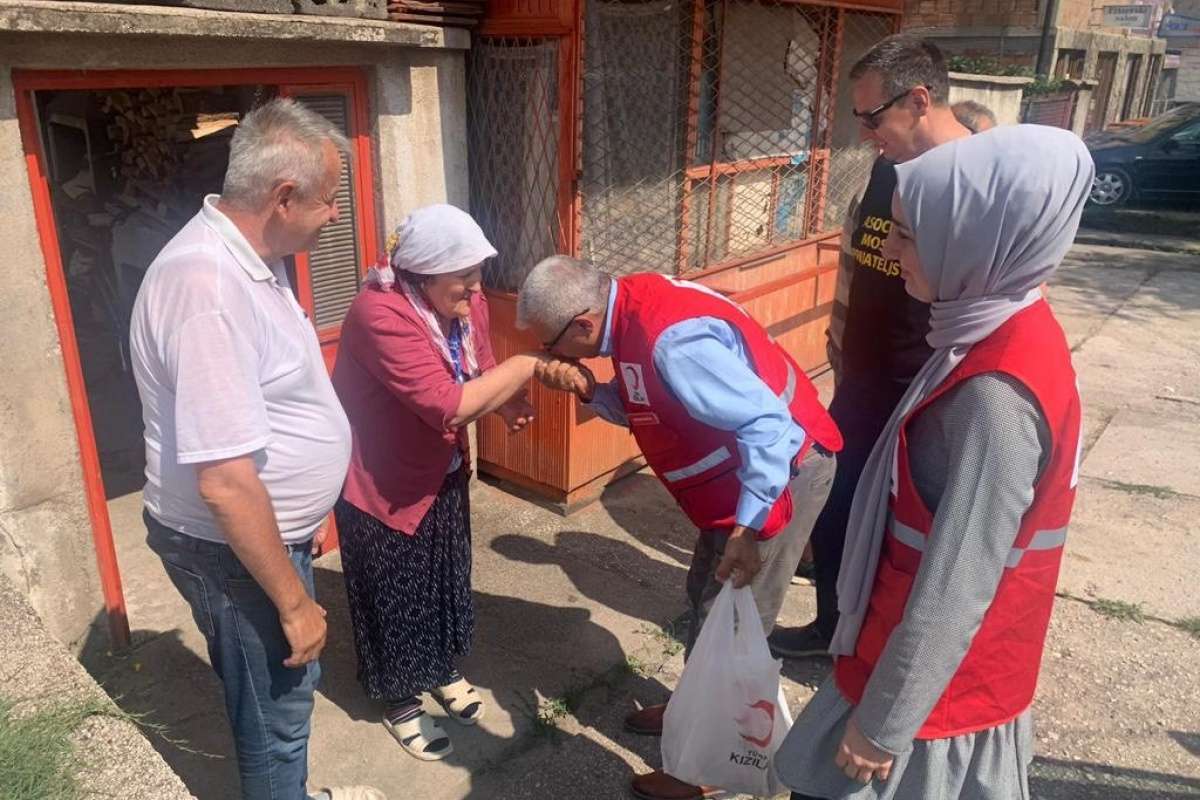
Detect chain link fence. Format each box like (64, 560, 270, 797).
(469, 3, 895, 291)
(467, 37, 562, 292)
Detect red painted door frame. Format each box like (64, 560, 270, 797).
(13, 66, 377, 648)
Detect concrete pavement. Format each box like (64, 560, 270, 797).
(82, 241, 1200, 800)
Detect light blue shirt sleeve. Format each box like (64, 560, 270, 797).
(653, 318, 806, 530)
(586, 378, 629, 426)
(584, 279, 629, 426)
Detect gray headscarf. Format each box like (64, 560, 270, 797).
(831, 124, 1095, 656)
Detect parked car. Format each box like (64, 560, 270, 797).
(1085, 103, 1200, 206)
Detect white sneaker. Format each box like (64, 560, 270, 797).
(320, 787, 387, 800)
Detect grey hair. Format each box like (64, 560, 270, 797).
(517, 255, 611, 332)
(850, 34, 950, 106)
(221, 97, 349, 209)
(952, 99, 997, 133)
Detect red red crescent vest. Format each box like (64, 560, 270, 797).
(610, 274, 843, 538)
(835, 300, 1081, 738)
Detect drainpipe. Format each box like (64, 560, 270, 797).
(1035, 0, 1061, 77)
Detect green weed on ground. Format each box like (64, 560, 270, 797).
(638, 622, 686, 659)
(535, 696, 573, 732)
(0, 695, 119, 800)
(1090, 598, 1146, 623)
(624, 654, 653, 679)
(1098, 479, 1178, 501)
(1175, 616, 1200, 640)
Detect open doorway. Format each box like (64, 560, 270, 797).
(16, 68, 376, 645)
(36, 84, 263, 503)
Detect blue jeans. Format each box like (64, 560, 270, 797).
(146, 511, 320, 800)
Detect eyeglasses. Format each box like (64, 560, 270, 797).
(854, 87, 923, 130)
(543, 309, 589, 351)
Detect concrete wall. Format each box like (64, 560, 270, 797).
(0, 574, 195, 799)
(1174, 45, 1200, 103)
(0, 64, 101, 650)
(1072, 84, 1094, 134)
(1164, 0, 1200, 103)
(948, 71, 1033, 124)
(0, 5, 469, 648)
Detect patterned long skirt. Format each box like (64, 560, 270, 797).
(334, 467, 474, 701)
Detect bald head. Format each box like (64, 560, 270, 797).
(952, 100, 997, 133)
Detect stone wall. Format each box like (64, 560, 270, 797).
(1053, 27, 1165, 127)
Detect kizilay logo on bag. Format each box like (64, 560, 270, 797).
(729, 698, 775, 769)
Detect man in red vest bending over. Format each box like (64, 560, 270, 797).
(518, 256, 842, 800)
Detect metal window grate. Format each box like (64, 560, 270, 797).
(822, 11, 895, 234)
(467, 37, 562, 293)
(469, 5, 896, 289)
(293, 93, 362, 329)
(578, 1, 895, 278)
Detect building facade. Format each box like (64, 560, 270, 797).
(1161, 2, 1200, 105)
(904, 0, 1168, 130)
(1, 0, 469, 649)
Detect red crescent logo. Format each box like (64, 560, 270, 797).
(737, 699, 776, 749)
(623, 365, 641, 391)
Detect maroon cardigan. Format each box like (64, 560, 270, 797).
(333, 287, 497, 534)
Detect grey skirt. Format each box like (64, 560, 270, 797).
(775, 676, 1034, 800)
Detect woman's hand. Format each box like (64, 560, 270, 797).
(835, 716, 894, 784)
(497, 389, 536, 433)
(535, 358, 595, 401)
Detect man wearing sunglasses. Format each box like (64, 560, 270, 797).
(768, 35, 971, 663)
(518, 256, 842, 800)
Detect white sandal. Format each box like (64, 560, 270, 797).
(383, 710, 453, 761)
(432, 677, 485, 725)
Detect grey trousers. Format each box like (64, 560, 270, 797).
(684, 449, 837, 658)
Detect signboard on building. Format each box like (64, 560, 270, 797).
(1159, 13, 1200, 38)
(1164, 52, 1181, 69)
(1103, 4, 1153, 30)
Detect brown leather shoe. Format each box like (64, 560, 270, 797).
(624, 702, 666, 736)
(630, 770, 717, 800)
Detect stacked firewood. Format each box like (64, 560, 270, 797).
(387, 0, 485, 28)
(98, 88, 238, 225)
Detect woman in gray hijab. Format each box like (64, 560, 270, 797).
(775, 124, 1093, 800)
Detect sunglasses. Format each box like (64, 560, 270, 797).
(854, 87, 924, 130)
(543, 309, 589, 351)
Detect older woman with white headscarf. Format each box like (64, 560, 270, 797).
(332, 205, 540, 762)
(775, 125, 1093, 800)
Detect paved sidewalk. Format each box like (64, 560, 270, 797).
(81, 242, 1200, 800)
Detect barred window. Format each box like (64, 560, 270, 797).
(469, 3, 895, 290)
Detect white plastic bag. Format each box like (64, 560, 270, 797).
(661, 583, 793, 797)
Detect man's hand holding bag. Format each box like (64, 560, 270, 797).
(661, 583, 792, 797)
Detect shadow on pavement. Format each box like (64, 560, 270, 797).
(80, 615, 241, 799)
(599, 472, 699, 570)
(80, 564, 672, 800)
(490, 530, 689, 626)
(1030, 754, 1200, 799)
(311, 566, 670, 796)
(1168, 729, 1200, 758)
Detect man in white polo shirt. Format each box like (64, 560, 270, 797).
(130, 99, 381, 800)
